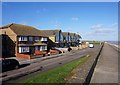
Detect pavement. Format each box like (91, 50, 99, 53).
(90, 43, 119, 83)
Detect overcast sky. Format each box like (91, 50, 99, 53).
(2, 2, 118, 41)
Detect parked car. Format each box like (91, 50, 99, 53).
(0, 59, 19, 72)
(89, 44, 94, 48)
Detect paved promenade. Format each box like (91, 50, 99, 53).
(91, 43, 118, 83)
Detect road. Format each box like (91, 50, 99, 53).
(2, 44, 101, 84)
(91, 43, 119, 83)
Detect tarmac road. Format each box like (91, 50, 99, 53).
(90, 43, 119, 83)
(1, 44, 101, 84)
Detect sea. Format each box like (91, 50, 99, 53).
(106, 41, 119, 45)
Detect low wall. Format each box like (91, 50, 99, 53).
(83, 43, 104, 84)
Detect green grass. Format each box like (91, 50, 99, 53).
(21, 56, 89, 84)
(89, 41, 101, 44)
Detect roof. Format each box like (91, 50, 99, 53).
(40, 30, 61, 37)
(69, 32, 75, 37)
(1, 23, 45, 36)
(76, 33, 82, 38)
(62, 32, 69, 37)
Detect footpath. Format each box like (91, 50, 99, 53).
(91, 43, 118, 83)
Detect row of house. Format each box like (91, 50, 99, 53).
(0, 23, 81, 59)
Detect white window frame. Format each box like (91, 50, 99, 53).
(41, 37, 47, 41)
(18, 36, 28, 41)
(40, 46, 47, 51)
(19, 46, 29, 53)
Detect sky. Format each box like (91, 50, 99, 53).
(2, 2, 118, 41)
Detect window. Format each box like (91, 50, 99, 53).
(35, 46, 39, 50)
(55, 33, 59, 42)
(18, 36, 27, 41)
(40, 46, 42, 51)
(65, 36, 68, 42)
(29, 37, 33, 41)
(40, 46, 47, 51)
(41, 37, 47, 41)
(35, 37, 39, 41)
(68, 36, 71, 42)
(60, 33, 63, 42)
(19, 47, 29, 53)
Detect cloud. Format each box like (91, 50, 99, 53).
(84, 23, 117, 36)
(52, 20, 62, 29)
(91, 24, 103, 29)
(111, 22, 118, 26)
(94, 28, 114, 34)
(54, 24, 61, 29)
(110, 22, 118, 28)
(71, 17, 79, 21)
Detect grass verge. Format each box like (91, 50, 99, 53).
(21, 55, 89, 84)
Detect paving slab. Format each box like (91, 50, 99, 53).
(91, 44, 118, 83)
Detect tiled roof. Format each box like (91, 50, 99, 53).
(69, 32, 75, 36)
(40, 30, 60, 37)
(76, 33, 82, 38)
(1, 23, 45, 36)
(62, 32, 69, 37)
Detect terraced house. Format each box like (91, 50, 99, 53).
(40, 30, 64, 49)
(69, 33, 76, 46)
(0, 23, 48, 59)
(69, 33, 81, 47)
(75, 33, 82, 46)
(62, 32, 71, 47)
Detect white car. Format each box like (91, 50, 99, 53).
(89, 44, 94, 48)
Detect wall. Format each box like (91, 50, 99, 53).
(1, 27, 17, 57)
(49, 35, 55, 42)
